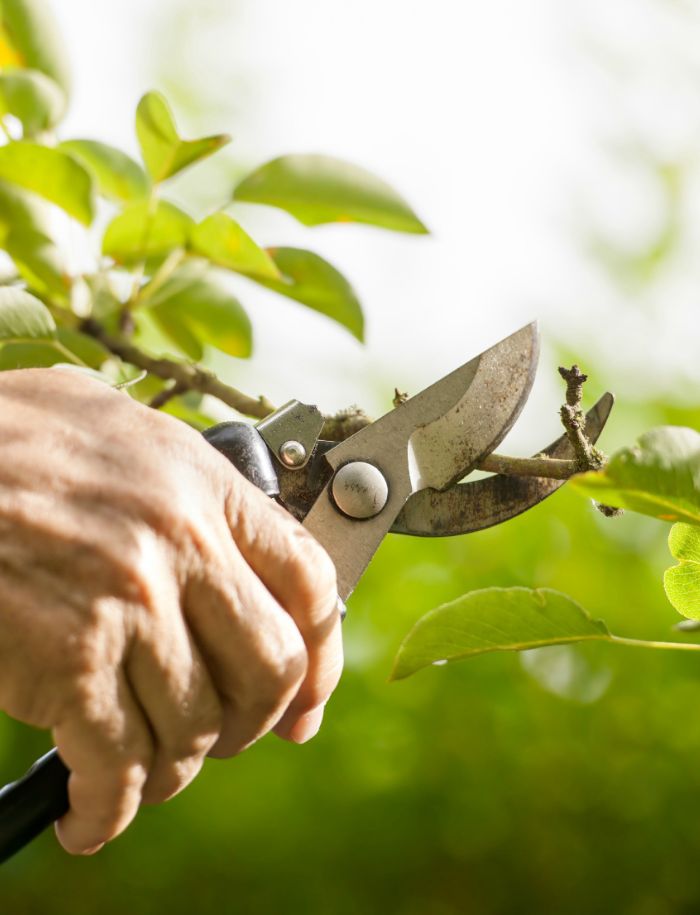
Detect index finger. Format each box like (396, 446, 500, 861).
(227, 485, 343, 743)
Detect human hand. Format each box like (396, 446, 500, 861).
(0, 369, 341, 854)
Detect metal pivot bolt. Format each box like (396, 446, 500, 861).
(279, 440, 307, 468)
(332, 461, 389, 519)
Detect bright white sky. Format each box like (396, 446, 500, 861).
(52, 0, 700, 450)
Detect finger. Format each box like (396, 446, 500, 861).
(281, 705, 325, 744)
(227, 486, 342, 741)
(126, 599, 222, 806)
(185, 539, 307, 758)
(53, 668, 153, 855)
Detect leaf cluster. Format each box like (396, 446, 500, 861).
(0, 0, 427, 420)
(396, 424, 700, 679)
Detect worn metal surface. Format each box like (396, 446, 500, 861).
(392, 392, 614, 536)
(277, 440, 334, 522)
(332, 461, 389, 519)
(300, 323, 540, 598)
(278, 440, 307, 468)
(256, 400, 324, 470)
(278, 392, 614, 534)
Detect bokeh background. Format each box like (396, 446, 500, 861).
(2, 1, 700, 912)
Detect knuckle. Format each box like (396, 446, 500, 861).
(244, 627, 308, 710)
(297, 663, 344, 715)
(307, 667, 343, 710)
(142, 755, 205, 805)
(276, 641, 308, 692)
(105, 761, 149, 799)
(265, 644, 308, 696)
(117, 528, 173, 606)
(172, 732, 216, 762)
(105, 729, 154, 776)
(285, 528, 337, 610)
(65, 624, 116, 679)
(169, 706, 223, 761)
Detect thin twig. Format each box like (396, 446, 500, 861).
(149, 380, 189, 410)
(479, 453, 576, 480)
(558, 363, 622, 516)
(81, 319, 275, 418)
(557, 365, 603, 470)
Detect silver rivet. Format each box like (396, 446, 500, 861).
(332, 461, 389, 519)
(279, 440, 307, 468)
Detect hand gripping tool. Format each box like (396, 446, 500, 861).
(0, 322, 613, 861)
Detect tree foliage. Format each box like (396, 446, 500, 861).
(2, 3, 700, 912)
(0, 5, 424, 392)
(0, 0, 699, 734)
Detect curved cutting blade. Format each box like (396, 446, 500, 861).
(392, 391, 614, 536)
(406, 322, 540, 490)
(302, 322, 540, 598)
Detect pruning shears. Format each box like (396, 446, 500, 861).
(0, 322, 613, 861)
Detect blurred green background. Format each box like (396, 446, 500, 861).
(5, 403, 700, 915)
(4, 0, 700, 913)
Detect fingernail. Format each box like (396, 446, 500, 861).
(289, 706, 325, 744)
(81, 843, 105, 856)
(336, 596, 347, 623)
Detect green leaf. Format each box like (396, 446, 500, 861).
(0, 0, 71, 94)
(136, 91, 230, 184)
(3, 225, 67, 296)
(148, 308, 203, 361)
(0, 142, 94, 224)
(233, 154, 428, 233)
(0, 174, 53, 232)
(0, 340, 61, 369)
(0, 177, 67, 296)
(0, 67, 66, 134)
(571, 427, 700, 524)
(0, 331, 107, 371)
(147, 263, 251, 358)
(0, 286, 55, 342)
(83, 273, 122, 320)
(132, 308, 197, 362)
(59, 140, 149, 204)
(664, 524, 700, 619)
(392, 589, 609, 680)
(255, 247, 363, 340)
(190, 213, 280, 280)
(162, 399, 217, 432)
(55, 328, 109, 370)
(103, 200, 193, 266)
(391, 587, 700, 681)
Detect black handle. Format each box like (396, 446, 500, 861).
(0, 421, 277, 863)
(0, 748, 69, 862)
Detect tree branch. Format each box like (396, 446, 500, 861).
(479, 453, 576, 480)
(81, 319, 275, 419)
(81, 320, 608, 486)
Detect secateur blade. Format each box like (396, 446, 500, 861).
(392, 392, 614, 536)
(300, 322, 540, 598)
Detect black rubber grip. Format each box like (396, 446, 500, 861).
(0, 748, 69, 862)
